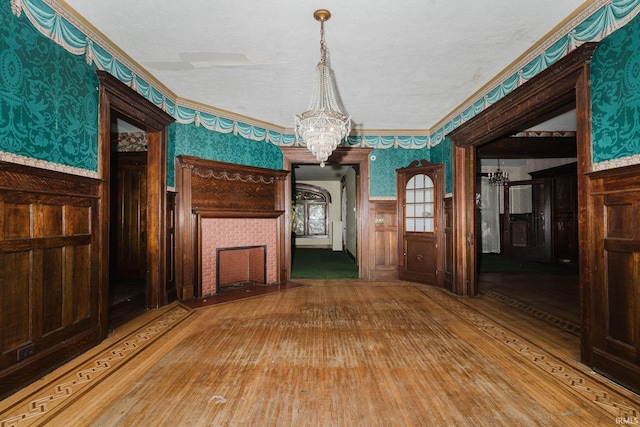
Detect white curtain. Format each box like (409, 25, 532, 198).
(479, 177, 501, 253)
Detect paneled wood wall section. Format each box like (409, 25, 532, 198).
(0, 162, 100, 398)
(166, 191, 177, 303)
(443, 197, 454, 292)
(587, 165, 640, 393)
(174, 156, 289, 299)
(368, 200, 398, 280)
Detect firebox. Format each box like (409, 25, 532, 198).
(216, 245, 266, 293)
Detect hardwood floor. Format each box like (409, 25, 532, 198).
(1, 279, 638, 426)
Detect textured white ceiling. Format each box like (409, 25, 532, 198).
(62, 0, 588, 133)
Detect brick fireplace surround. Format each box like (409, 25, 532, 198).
(201, 218, 278, 297)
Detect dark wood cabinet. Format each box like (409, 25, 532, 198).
(503, 163, 577, 264)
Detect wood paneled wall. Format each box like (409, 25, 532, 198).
(0, 162, 101, 398)
(368, 200, 398, 280)
(586, 164, 640, 393)
(443, 197, 453, 292)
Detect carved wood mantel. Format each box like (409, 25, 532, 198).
(175, 156, 289, 299)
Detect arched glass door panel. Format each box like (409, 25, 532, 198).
(405, 174, 434, 232)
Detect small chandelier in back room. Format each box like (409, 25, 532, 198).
(295, 9, 351, 167)
(488, 159, 509, 186)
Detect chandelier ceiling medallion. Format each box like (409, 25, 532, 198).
(295, 9, 351, 167)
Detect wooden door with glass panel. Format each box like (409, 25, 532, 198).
(397, 160, 444, 286)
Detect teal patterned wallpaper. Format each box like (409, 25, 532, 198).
(0, 1, 98, 171)
(591, 12, 640, 164)
(170, 122, 283, 187)
(369, 147, 431, 198)
(369, 139, 452, 198)
(430, 137, 453, 195)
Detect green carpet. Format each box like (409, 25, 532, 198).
(479, 253, 578, 274)
(291, 248, 358, 278)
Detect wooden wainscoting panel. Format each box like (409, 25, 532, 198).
(368, 200, 398, 280)
(588, 165, 640, 393)
(0, 162, 101, 398)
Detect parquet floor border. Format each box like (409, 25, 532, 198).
(420, 285, 640, 421)
(0, 304, 192, 426)
(482, 289, 581, 336)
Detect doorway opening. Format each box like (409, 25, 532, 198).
(107, 116, 148, 329)
(290, 165, 358, 279)
(476, 147, 580, 337)
(281, 147, 371, 280)
(97, 70, 174, 337)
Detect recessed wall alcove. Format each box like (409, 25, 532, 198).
(174, 156, 289, 299)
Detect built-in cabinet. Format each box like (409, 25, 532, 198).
(503, 163, 577, 264)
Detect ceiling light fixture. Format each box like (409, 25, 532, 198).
(488, 159, 509, 186)
(295, 9, 351, 167)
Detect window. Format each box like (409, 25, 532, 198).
(405, 173, 434, 232)
(293, 184, 331, 237)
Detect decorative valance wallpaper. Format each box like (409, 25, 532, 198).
(9, 0, 640, 152)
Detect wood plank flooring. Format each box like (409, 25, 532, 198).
(1, 279, 639, 426)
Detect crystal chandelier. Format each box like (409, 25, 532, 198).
(488, 159, 509, 186)
(295, 9, 351, 167)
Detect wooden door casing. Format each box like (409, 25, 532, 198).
(396, 160, 445, 287)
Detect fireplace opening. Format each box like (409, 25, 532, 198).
(216, 245, 266, 293)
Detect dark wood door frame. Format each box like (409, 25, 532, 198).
(97, 71, 175, 338)
(447, 43, 597, 361)
(281, 147, 371, 279)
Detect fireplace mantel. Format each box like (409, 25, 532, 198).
(175, 156, 289, 299)
(177, 155, 288, 218)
